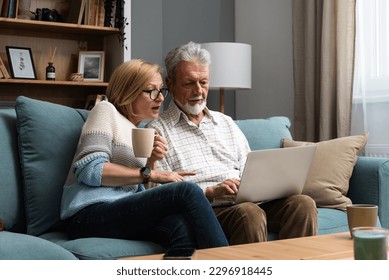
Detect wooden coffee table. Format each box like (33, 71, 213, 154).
(122, 232, 366, 260)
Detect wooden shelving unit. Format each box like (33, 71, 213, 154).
(0, 78, 109, 87)
(0, 17, 119, 35)
(0, 2, 126, 108)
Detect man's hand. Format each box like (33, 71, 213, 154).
(205, 178, 240, 201)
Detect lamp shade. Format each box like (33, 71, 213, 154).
(202, 42, 252, 90)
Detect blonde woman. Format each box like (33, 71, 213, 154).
(60, 59, 228, 250)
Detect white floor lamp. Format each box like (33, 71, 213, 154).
(202, 42, 252, 113)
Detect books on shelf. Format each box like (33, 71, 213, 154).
(78, 0, 87, 24)
(67, 0, 86, 24)
(7, 0, 17, 17)
(0, 0, 4, 17)
(75, 0, 104, 26)
(77, 0, 123, 27)
(1, 0, 18, 18)
(0, 56, 11, 79)
(74, 0, 111, 27)
(1, 0, 124, 28)
(96, 0, 105, 26)
(1, 0, 10, 17)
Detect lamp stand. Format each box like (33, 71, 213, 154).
(219, 88, 225, 113)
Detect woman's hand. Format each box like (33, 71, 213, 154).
(147, 133, 168, 166)
(151, 170, 196, 184)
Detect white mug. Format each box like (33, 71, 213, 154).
(132, 128, 155, 158)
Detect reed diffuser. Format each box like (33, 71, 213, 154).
(46, 46, 57, 80)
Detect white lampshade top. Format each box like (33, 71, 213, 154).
(201, 42, 252, 90)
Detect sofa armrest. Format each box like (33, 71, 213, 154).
(348, 156, 389, 229)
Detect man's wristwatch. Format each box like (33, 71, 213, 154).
(140, 167, 151, 184)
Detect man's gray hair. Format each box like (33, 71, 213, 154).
(165, 41, 211, 82)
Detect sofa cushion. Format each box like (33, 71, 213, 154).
(0, 231, 77, 260)
(282, 134, 368, 211)
(0, 109, 26, 233)
(15, 96, 89, 236)
(317, 208, 349, 235)
(235, 117, 292, 150)
(40, 231, 165, 260)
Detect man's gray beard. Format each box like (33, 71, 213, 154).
(175, 99, 206, 116)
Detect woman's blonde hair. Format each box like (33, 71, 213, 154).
(106, 59, 162, 117)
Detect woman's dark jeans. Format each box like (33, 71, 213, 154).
(66, 181, 228, 249)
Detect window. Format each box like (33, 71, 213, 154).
(352, 0, 389, 157)
(353, 0, 389, 103)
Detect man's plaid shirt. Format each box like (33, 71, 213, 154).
(147, 101, 250, 191)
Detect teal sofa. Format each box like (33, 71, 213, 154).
(1, 96, 388, 259)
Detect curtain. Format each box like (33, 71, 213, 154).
(292, 0, 356, 141)
(351, 0, 389, 158)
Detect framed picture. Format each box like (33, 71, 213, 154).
(78, 51, 105, 82)
(5, 47, 37, 79)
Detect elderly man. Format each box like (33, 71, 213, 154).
(147, 41, 318, 244)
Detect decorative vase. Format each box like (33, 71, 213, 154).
(46, 62, 55, 80)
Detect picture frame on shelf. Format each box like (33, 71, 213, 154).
(5, 47, 37, 80)
(78, 51, 105, 82)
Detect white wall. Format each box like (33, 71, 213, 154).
(131, 0, 235, 114)
(131, 0, 294, 121)
(235, 0, 294, 123)
(131, 0, 163, 64)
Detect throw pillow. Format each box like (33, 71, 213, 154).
(282, 133, 368, 211)
(15, 96, 89, 236)
(0, 109, 26, 232)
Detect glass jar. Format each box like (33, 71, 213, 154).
(46, 62, 55, 80)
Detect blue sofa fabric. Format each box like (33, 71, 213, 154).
(0, 109, 26, 233)
(1, 96, 388, 259)
(235, 117, 292, 150)
(0, 231, 77, 260)
(348, 156, 389, 228)
(39, 231, 165, 260)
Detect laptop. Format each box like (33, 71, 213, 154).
(212, 145, 316, 207)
